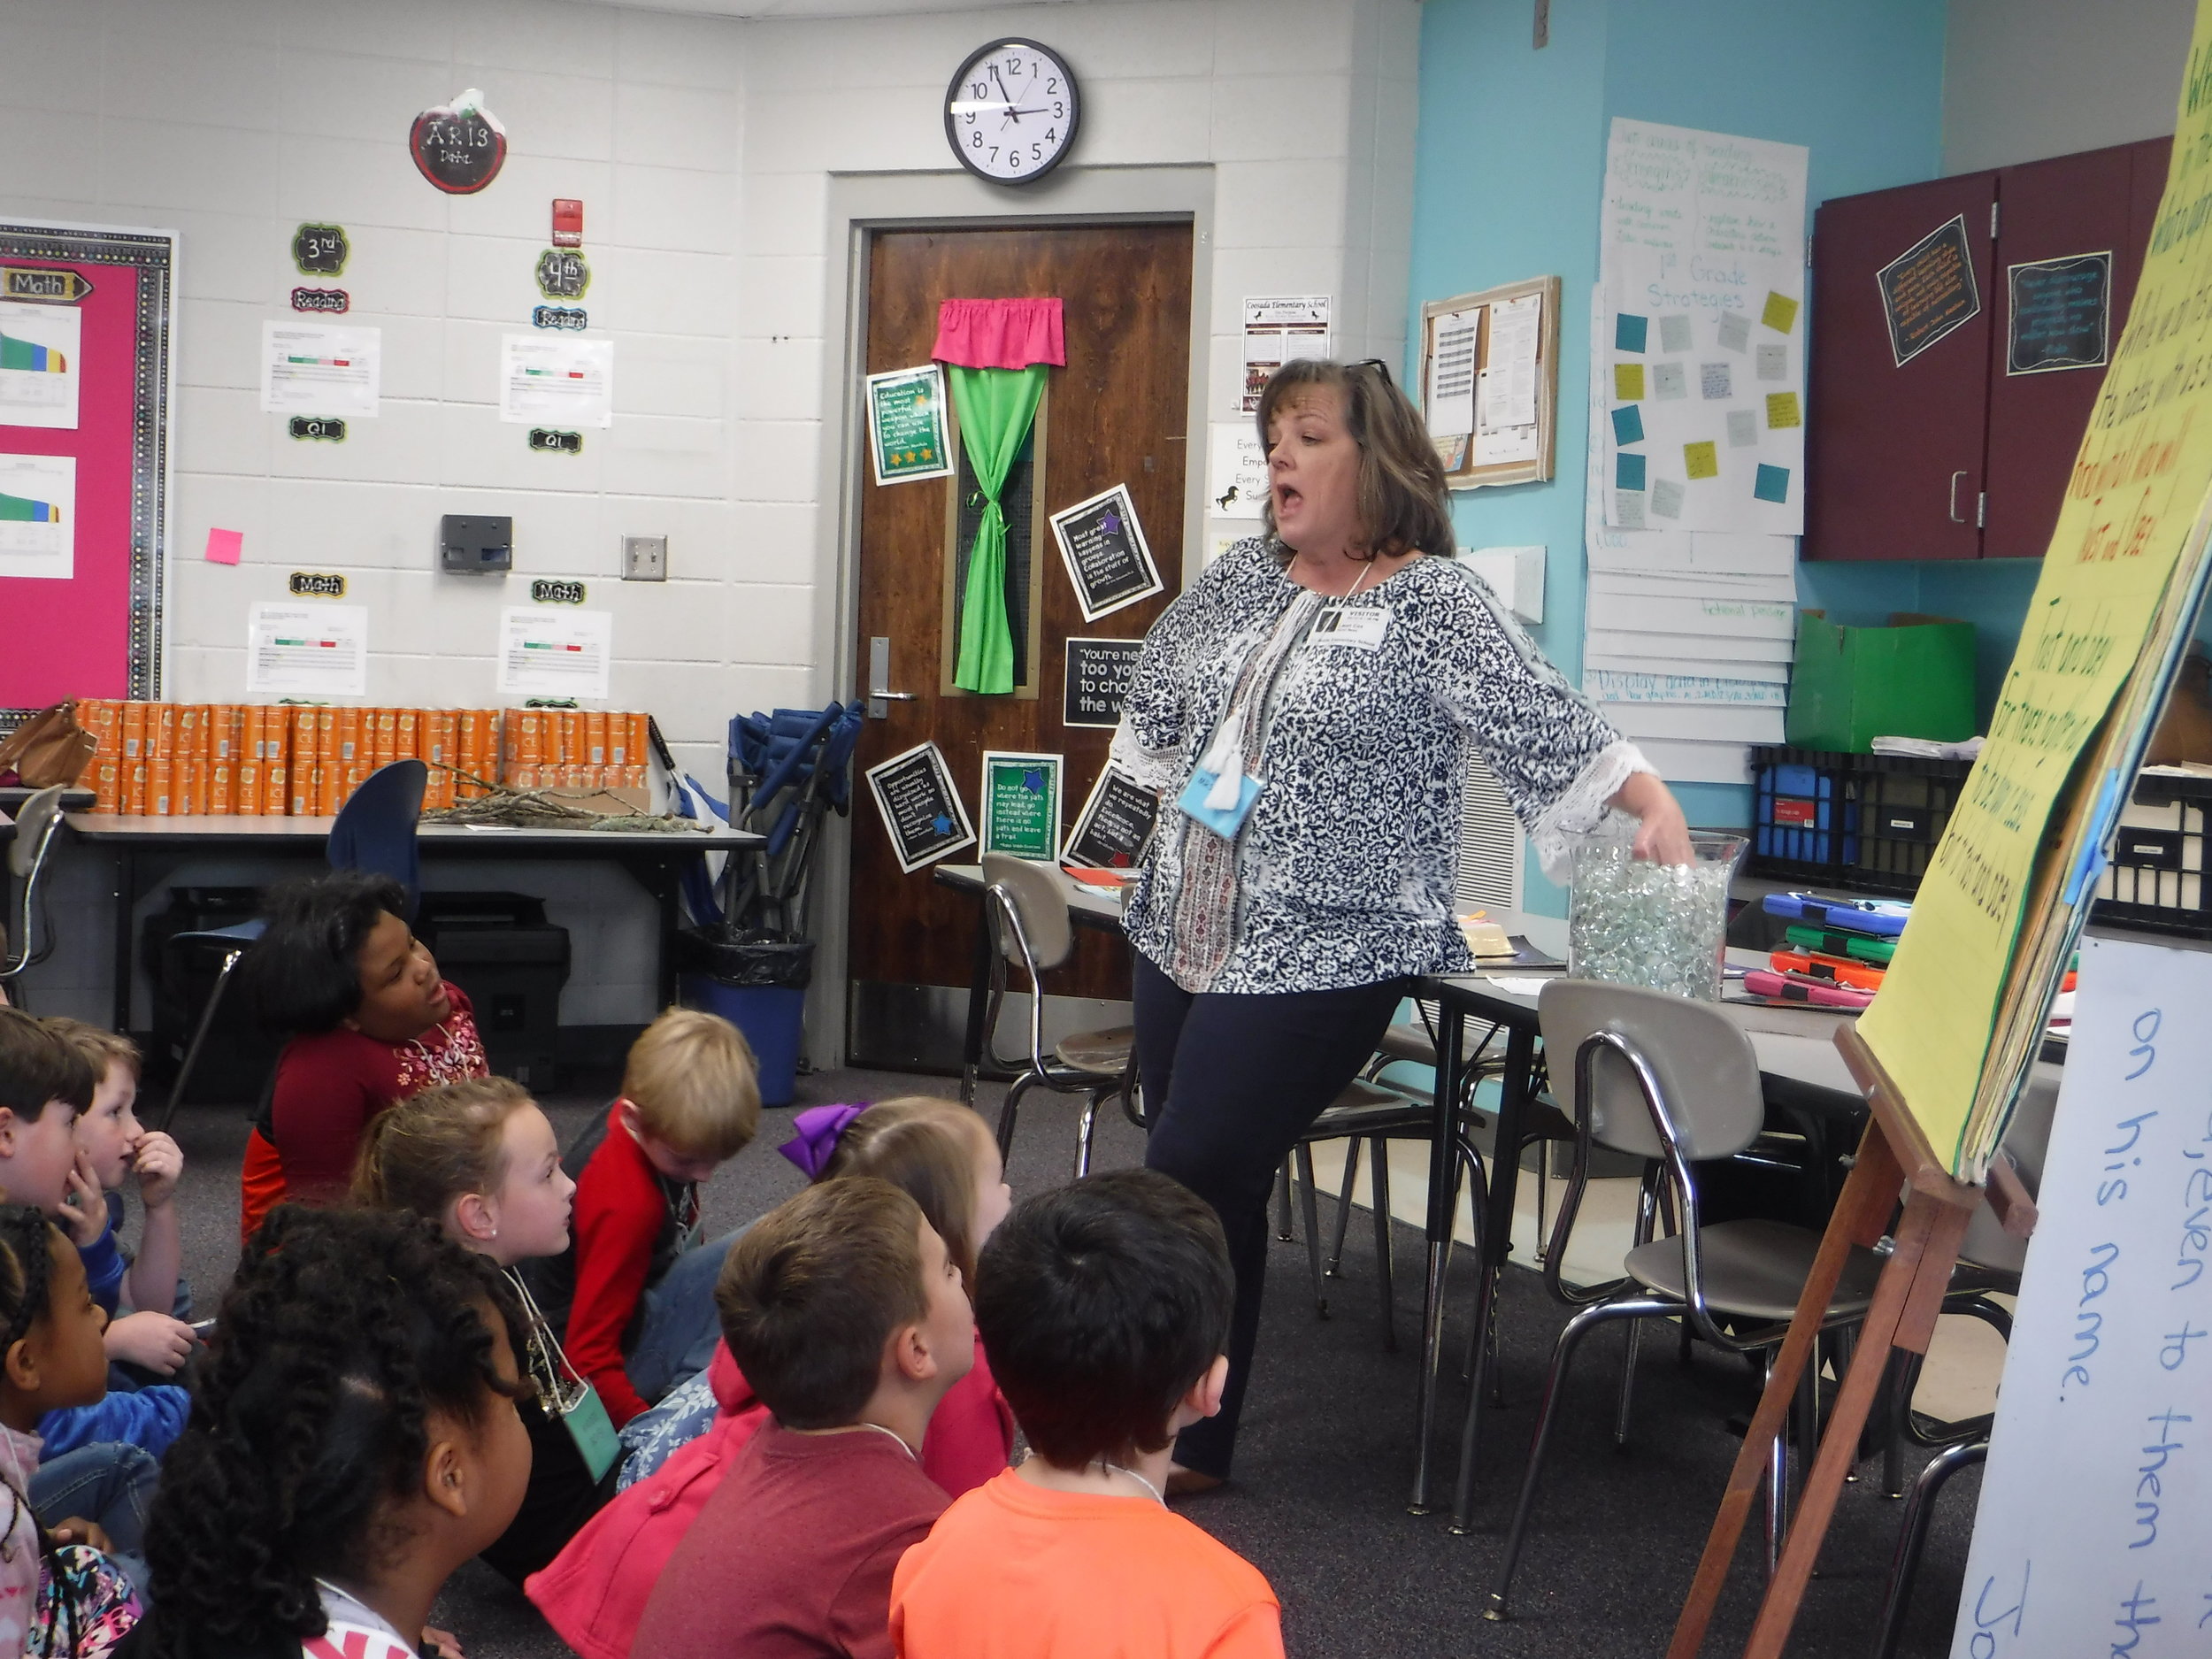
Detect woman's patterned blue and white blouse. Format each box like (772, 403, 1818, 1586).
(1111, 536, 1655, 995)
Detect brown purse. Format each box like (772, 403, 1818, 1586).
(0, 700, 98, 788)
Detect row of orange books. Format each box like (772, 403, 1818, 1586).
(73, 703, 650, 818)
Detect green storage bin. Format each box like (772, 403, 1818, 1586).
(1785, 611, 1977, 753)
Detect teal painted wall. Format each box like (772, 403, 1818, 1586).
(1409, 0, 1950, 910)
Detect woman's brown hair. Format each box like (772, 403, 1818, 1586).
(818, 1096, 992, 1287)
(352, 1076, 537, 1220)
(1256, 358, 1456, 564)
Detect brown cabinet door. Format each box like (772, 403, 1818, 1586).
(1982, 140, 2165, 559)
(847, 223, 1192, 1035)
(1807, 173, 1998, 561)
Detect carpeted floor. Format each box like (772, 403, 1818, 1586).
(148, 1064, 1978, 1659)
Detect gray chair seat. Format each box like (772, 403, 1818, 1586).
(1056, 1025, 1133, 1075)
(1378, 1022, 1438, 1066)
(1625, 1218, 1885, 1325)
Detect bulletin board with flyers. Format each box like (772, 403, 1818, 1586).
(1417, 274, 1560, 490)
(0, 219, 178, 736)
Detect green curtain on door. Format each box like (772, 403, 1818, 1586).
(948, 364, 1046, 695)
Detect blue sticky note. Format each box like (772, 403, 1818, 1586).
(1754, 464, 1790, 504)
(1617, 452, 1647, 491)
(1614, 313, 1648, 353)
(1610, 404, 1645, 446)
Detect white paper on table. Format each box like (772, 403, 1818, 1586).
(1206, 423, 1269, 518)
(500, 334, 614, 428)
(1586, 671, 1787, 706)
(1585, 626, 1796, 664)
(1601, 701, 1786, 743)
(1426, 305, 1479, 436)
(496, 606, 613, 699)
(0, 302, 81, 431)
(1486, 293, 1541, 428)
(245, 603, 369, 697)
(260, 322, 381, 418)
(0, 452, 74, 580)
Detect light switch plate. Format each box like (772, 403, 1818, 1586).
(621, 534, 667, 580)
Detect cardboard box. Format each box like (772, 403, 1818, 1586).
(1784, 612, 1978, 754)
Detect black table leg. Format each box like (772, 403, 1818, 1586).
(1409, 1001, 1466, 1512)
(960, 899, 993, 1110)
(1449, 1018, 1536, 1532)
(111, 844, 136, 1033)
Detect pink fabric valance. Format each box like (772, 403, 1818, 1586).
(933, 297, 1065, 370)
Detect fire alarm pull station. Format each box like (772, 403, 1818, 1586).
(552, 199, 584, 248)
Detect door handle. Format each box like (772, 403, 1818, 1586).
(866, 636, 917, 719)
(1948, 471, 1970, 524)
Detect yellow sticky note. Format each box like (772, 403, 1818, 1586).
(1684, 441, 1719, 480)
(1614, 363, 1646, 402)
(1765, 391, 1801, 430)
(1761, 291, 1800, 334)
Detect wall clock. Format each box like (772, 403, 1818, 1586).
(944, 39, 1079, 185)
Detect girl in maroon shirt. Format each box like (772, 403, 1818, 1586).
(240, 872, 488, 1240)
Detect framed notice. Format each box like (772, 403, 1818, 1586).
(1877, 216, 1981, 367)
(864, 741, 975, 873)
(1062, 765, 1159, 870)
(979, 750, 1063, 859)
(1417, 274, 1560, 491)
(1049, 483, 1162, 623)
(2007, 251, 2112, 375)
(1063, 636, 1142, 729)
(865, 365, 952, 485)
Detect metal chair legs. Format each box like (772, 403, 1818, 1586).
(156, 947, 244, 1134)
(1327, 1141, 1362, 1278)
(995, 1071, 1037, 1164)
(1871, 1440, 1987, 1659)
(1293, 1144, 1328, 1318)
(1483, 1294, 1680, 1621)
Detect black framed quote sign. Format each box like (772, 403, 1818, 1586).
(2007, 251, 2112, 374)
(1063, 636, 1142, 729)
(1049, 483, 1162, 622)
(1876, 215, 1980, 367)
(864, 741, 975, 873)
(1062, 766, 1159, 870)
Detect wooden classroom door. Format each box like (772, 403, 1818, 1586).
(847, 221, 1193, 1066)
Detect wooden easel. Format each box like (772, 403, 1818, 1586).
(1667, 1025, 2032, 1659)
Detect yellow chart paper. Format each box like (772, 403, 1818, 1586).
(1860, 4, 2212, 1177)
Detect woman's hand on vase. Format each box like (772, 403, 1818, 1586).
(1611, 772, 1695, 864)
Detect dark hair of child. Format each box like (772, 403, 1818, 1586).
(0, 1006, 95, 1121)
(817, 1098, 986, 1286)
(0, 1205, 92, 1653)
(713, 1178, 928, 1431)
(245, 871, 412, 1034)
(973, 1168, 1234, 1470)
(133, 1206, 528, 1659)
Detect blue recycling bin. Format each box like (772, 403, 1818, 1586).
(681, 976, 804, 1108)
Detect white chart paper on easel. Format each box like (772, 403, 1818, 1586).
(1947, 934, 2212, 1659)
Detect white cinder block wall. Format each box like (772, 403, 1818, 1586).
(6, 0, 1419, 1039)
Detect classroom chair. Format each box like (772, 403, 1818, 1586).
(157, 759, 426, 1129)
(1479, 979, 1887, 1623)
(0, 786, 68, 1005)
(979, 853, 1138, 1178)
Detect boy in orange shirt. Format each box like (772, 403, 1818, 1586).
(891, 1168, 1284, 1659)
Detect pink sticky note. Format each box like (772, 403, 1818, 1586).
(204, 527, 242, 565)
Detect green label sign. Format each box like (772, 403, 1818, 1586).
(865, 365, 953, 486)
(979, 750, 1063, 860)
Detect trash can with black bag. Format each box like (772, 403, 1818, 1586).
(677, 928, 813, 1108)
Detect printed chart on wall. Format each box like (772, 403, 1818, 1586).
(1241, 296, 1330, 412)
(0, 221, 177, 721)
(260, 322, 380, 419)
(500, 335, 613, 428)
(1583, 284, 1793, 786)
(864, 741, 975, 874)
(1601, 120, 1807, 537)
(244, 602, 368, 698)
(495, 607, 613, 701)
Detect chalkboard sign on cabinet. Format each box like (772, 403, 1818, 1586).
(1877, 214, 1981, 367)
(2007, 251, 2112, 374)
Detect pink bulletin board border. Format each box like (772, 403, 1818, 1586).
(0, 218, 176, 736)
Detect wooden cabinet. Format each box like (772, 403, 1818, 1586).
(1806, 137, 2171, 562)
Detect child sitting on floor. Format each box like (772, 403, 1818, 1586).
(119, 1208, 533, 1659)
(632, 1179, 972, 1659)
(354, 1076, 614, 1586)
(526, 1098, 1012, 1659)
(241, 872, 488, 1240)
(891, 1168, 1285, 1659)
(35, 1022, 190, 1463)
(0, 1203, 147, 1657)
(525, 1008, 758, 1429)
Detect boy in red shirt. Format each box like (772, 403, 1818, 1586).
(634, 1177, 974, 1659)
(891, 1169, 1285, 1659)
(529, 1008, 760, 1425)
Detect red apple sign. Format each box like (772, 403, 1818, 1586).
(411, 89, 508, 195)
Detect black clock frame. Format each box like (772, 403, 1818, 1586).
(943, 38, 1080, 186)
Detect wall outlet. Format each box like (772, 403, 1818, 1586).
(621, 534, 668, 580)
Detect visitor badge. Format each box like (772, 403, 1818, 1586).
(1310, 603, 1388, 650)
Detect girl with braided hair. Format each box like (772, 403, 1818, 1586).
(118, 1208, 533, 1659)
(0, 1203, 142, 1658)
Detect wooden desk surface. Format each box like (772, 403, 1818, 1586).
(64, 812, 763, 851)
